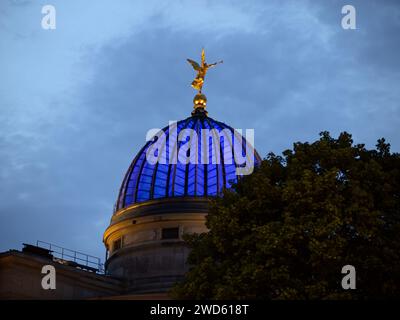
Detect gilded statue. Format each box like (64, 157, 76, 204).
(187, 48, 223, 93)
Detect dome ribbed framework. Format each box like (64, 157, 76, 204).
(115, 114, 261, 212)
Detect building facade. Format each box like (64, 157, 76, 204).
(103, 94, 261, 294)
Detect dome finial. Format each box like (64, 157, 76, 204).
(192, 92, 208, 116)
(187, 48, 223, 115)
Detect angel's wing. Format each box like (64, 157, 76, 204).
(206, 60, 223, 69)
(187, 59, 201, 71)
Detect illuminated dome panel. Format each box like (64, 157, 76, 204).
(115, 114, 261, 212)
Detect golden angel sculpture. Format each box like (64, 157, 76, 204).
(187, 49, 223, 93)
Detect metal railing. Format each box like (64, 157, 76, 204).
(36, 240, 105, 274)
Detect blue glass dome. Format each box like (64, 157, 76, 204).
(115, 113, 261, 211)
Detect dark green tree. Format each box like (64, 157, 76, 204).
(172, 132, 400, 299)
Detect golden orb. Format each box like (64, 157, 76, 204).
(192, 93, 208, 116)
(193, 93, 207, 106)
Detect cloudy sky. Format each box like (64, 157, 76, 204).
(1, 0, 399, 260)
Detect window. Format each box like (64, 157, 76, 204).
(113, 238, 122, 252)
(161, 227, 179, 240)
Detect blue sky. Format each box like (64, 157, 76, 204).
(1, 0, 399, 260)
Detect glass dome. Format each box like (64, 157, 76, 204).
(115, 113, 261, 211)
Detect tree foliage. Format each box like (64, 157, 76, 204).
(172, 132, 400, 299)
